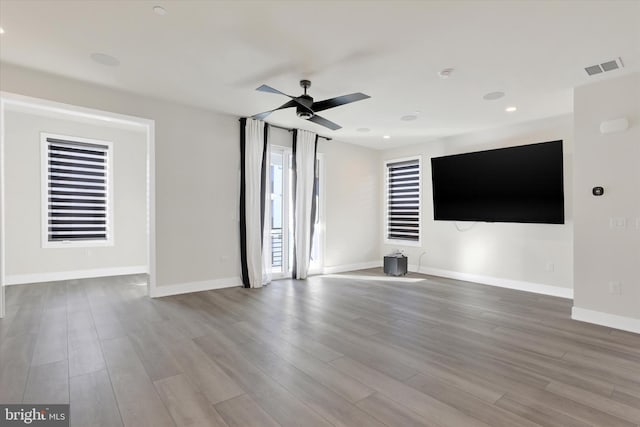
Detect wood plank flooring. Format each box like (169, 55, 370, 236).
(1, 270, 640, 426)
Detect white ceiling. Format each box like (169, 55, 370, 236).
(1, 0, 638, 149)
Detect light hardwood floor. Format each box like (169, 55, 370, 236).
(1, 270, 640, 427)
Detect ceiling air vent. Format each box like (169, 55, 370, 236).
(584, 57, 624, 76)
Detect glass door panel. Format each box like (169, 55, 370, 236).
(270, 150, 285, 275)
(270, 147, 323, 277)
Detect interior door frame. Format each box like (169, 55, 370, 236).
(0, 92, 156, 318)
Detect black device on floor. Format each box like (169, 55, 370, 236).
(384, 254, 408, 276)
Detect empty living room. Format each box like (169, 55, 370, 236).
(1, 1, 639, 426)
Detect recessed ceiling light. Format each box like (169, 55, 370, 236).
(153, 6, 167, 15)
(483, 91, 505, 101)
(383, 135, 391, 139)
(0, 27, 5, 35)
(438, 68, 454, 79)
(90, 53, 120, 67)
(401, 115, 418, 121)
(357, 127, 370, 133)
(505, 106, 517, 113)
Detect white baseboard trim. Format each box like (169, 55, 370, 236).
(322, 261, 382, 275)
(4, 265, 148, 286)
(572, 307, 640, 334)
(410, 265, 573, 299)
(150, 276, 241, 298)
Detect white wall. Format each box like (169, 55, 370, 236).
(320, 137, 381, 270)
(268, 126, 381, 272)
(4, 108, 147, 282)
(1, 63, 241, 291)
(380, 115, 574, 295)
(573, 72, 640, 330)
(1, 62, 381, 293)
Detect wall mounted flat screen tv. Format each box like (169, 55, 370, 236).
(431, 140, 564, 224)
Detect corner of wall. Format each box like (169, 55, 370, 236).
(572, 306, 640, 334)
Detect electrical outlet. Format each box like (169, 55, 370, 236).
(636, 218, 640, 230)
(609, 217, 627, 228)
(608, 281, 622, 295)
(545, 262, 555, 272)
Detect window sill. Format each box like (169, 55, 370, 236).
(384, 238, 422, 248)
(42, 240, 114, 249)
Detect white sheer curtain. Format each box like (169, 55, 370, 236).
(261, 144, 272, 286)
(292, 129, 318, 279)
(240, 118, 271, 288)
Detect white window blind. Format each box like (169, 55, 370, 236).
(386, 158, 421, 242)
(44, 135, 111, 244)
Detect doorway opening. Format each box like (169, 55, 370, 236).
(0, 92, 155, 318)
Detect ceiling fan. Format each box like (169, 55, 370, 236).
(252, 79, 370, 130)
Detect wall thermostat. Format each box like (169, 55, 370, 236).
(592, 186, 604, 196)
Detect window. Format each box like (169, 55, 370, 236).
(42, 133, 113, 247)
(385, 157, 421, 244)
(269, 146, 324, 277)
(270, 149, 287, 274)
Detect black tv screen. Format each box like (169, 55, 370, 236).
(431, 140, 564, 224)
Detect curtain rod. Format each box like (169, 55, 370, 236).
(239, 118, 332, 141)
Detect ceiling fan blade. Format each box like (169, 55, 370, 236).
(252, 100, 297, 120)
(256, 84, 295, 98)
(308, 114, 342, 130)
(311, 93, 370, 112)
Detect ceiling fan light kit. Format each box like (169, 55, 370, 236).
(252, 79, 370, 130)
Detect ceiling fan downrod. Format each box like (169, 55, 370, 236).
(300, 79, 311, 95)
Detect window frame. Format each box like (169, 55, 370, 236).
(384, 155, 422, 247)
(41, 132, 114, 248)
